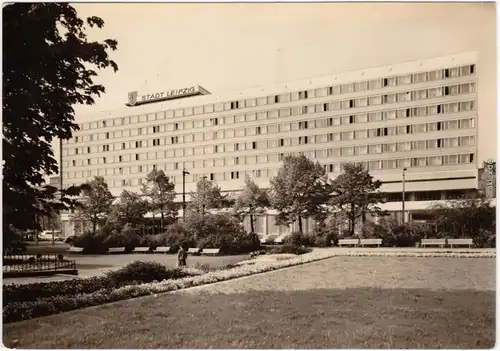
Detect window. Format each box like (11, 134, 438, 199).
(119, 155, 122, 162)
(122, 143, 126, 150)
(103, 157, 106, 164)
(252, 141, 256, 150)
(174, 123, 179, 130)
(106, 132, 109, 139)
(174, 162, 179, 170)
(75, 148, 79, 155)
(87, 159, 91, 165)
(256, 126, 261, 135)
(135, 154, 139, 161)
(72, 160, 76, 167)
(171, 136, 178, 144)
(231, 171, 239, 179)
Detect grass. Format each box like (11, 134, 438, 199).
(3, 288, 494, 348)
(3, 257, 495, 348)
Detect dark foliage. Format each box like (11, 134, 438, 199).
(3, 3, 118, 250)
(270, 244, 312, 255)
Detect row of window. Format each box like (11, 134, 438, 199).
(66, 99, 477, 155)
(65, 115, 475, 161)
(66, 132, 476, 173)
(75, 64, 476, 132)
(69, 81, 476, 144)
(65, 152, 476, 185)
(68, 134, 476, 171)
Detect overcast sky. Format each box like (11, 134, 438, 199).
(72, 2, 496, 120)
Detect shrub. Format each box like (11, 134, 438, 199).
(270, 243, 312, 255)
(378, 219, 430, 247)
(163, 213, 260, 254)
(3, 261, 194, 306)
(473, 229, 496, 248)
(311, 220, 339, 247)
(103, 224, 140, 252)
(106, 261, 187, 284)
(72, 231, 109, 254)
(285, 231, 312, 247)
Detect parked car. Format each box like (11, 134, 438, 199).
(40, 230, 63, 241)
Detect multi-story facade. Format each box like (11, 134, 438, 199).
(61, 51, 494, 236)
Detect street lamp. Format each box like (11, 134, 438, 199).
(182, 169, 190, 220)
(402, 167, 407, 225)
(201, 176, 208, 216)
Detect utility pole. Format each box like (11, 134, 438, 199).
(402, 168, 407, 225)
(182, 169, 189, 220)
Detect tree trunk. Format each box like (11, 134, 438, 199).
(152, 213, 155, 235)
(160, 206, 165, 233)
(298, 215, 303, 233)
(250, 213, 255, 234)
(92, 219, 97, 236)
(350, 209, 355, 237)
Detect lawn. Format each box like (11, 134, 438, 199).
(3, 256, 495, 348)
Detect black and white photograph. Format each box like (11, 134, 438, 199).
(2, 2, 496, 348)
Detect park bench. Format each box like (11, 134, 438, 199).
(360, 238, 382, 247)
(274, 236, 287, 244)
(260, 235, 277, 244)
(133, 247, 151, 253)
(421, 238, 446, 248)
(108, 247, 126, 254)
(153, 246, 171, 254)
(338, 239, 360, 247)
(67, 246, 84, 253)
(187, 248, 201, 255)
(202, 248, 220, 256)
(448, 238, 473, 248)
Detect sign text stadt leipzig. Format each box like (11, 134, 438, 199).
(126, 86, 199, 106)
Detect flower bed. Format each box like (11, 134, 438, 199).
(3, 250, 495, 324)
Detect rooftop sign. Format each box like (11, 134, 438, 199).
(126, 85, 209, 106)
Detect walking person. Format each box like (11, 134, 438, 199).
(177, 245, 187, 267)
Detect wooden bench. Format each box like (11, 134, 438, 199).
(187, 248, 201, 255)
(133, 247, 151, 253)
(108, 247, 126, 254)
(421, 238, 446, 248)
(274, 236, 287, 244)
(360, 238, 382, 247)
(448, 238, 473, 248)
(202, 248, 220, 256)
(338, 239, 360, 247)
(153, 246, 170, 254)
(67, 246, 84, 253)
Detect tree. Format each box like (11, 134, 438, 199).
(141, 169, 177, 232)
(329, 163, 385, 237)
(3, 4, 118, 247)
(72, 177, 114, 235)
(268, 155, 331, 233)
(112, 190, 148, 229)
(188, 177, 230, 214)
(233, 175, 270, 233)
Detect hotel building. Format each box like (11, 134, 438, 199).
(60, 51, 496, 236)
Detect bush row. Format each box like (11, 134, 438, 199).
(276, 219, 495, 249)
(73, 213, 262, 254)
(3, 261, 196, 305)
